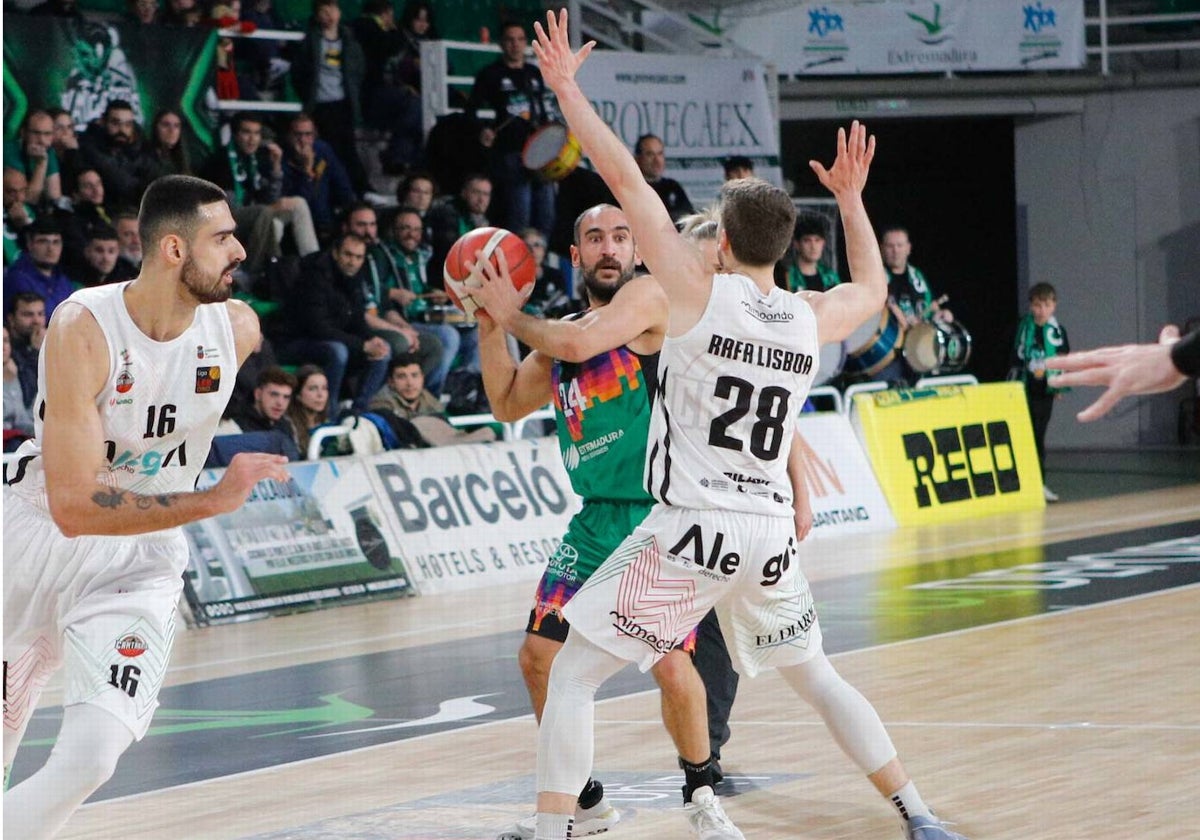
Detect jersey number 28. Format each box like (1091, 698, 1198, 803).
(707, 375, 790, 461)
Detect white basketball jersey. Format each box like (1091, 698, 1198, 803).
(644, 273, 819, 516)
(7, 282, 237, 506)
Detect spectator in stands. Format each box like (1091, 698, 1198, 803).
(342, 203, 447, 392)
(5, 292, 45, 411)
(79, 100, 157, 209)
(63, 169, 115, 257)
(520, 227, 570, 318)
(242, 0, 290, 95)
(114, 211, 142, 269)
(775, 213, 841, 293)
(223, 332, 279, 424)
(211, 7, 263, 103)
(29, 0, 82, 19)
(160, 0, 202, 26)
(3, 326, 36, 451)
(4, 169, 35, 267)
(4, 217, 76, 319)
(48, 109, 85, 197)
(203, 112, 319, 278)
(881, 224, 953, 325)
(379, 206, 473, 392)
(281, 113, 355, 243)
(723, 155, 755, 181)
(294, 0, 369, 194)
(124, 0, 160, 25)
(275, 233, 391, 412)
(230, 366, 298, 437)
(396, 170, 436, 235)
(77, 225, 137, 287)
(468, 20, 556, 238)
(5, 110, 63, 208)
(147, 109, 193, 179)
(634, 133, 694, 222)
(428, 173, 492, 282)
(369, 355, 495, 445)
(354, 0, 432, 175)
(286, 363, 331, 457)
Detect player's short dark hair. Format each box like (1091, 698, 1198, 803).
(26, 216, 63, 239)
(333, 232, 368, 252)
(1029, 282, 1057, 303)
(256, 366, 298, 391)
(723, 155, 754, 176)
(9, 291, 46, 313)
(793, 213, 828, 241)
(230, 111, 263, 133)
(396, 170, 438, 203)
(718, 178, 795, 267)
(137, 175, 228, 253)
(879, 224, 909, 241)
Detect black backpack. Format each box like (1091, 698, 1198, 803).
(442, 370, 491, 416)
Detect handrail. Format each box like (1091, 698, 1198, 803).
(1085, 2, 1200, 75)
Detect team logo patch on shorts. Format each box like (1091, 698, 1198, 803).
(195, 365, 221, 393)
(116, 634, 148, 657)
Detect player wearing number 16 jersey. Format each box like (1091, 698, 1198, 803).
(3, 176, 290, 840)
(528, 10, 970, 840)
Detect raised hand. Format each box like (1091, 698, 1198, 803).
(809, 120, 876, 200)
(531, 8, 595, 94)
(468, 246, 533, 328)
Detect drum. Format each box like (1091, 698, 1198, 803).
(903, 320, 973, 374)
(419, 304, 475, 326)
(522, 123, 582, 182)
(813, 341, 846, 386)
(843, 307, 905, 378)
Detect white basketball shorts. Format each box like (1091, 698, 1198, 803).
(561, 505, 823, 677)
(3, 492, 187, 741)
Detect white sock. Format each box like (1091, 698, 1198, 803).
(534, 812, 574, 839)
(889, 780, 932, 821)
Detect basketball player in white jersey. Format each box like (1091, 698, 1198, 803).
(523, 11, 969, 840)
(3, 174, 291, 840)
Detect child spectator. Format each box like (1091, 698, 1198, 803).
(1010, 282, 1070, 502)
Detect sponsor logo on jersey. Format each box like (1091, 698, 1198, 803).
(196, 345, 220, 360)
(609, 611, 676, 653)
(564, 444, 581, 470)
(115, 634, 148, 657)
(115, 370, 134, 393)
(724, 471, 768, 485)
(739, 299, 795, 322)
(754, 605, 816, 648)
(195, 365, 221, 394)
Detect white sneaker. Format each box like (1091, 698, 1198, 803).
(683, 785, 745, 840)
(496, 796, 620, 840)
(1043, 485, 1059, 502)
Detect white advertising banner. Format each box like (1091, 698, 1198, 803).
(795, 412, 897, 537)
(366, 438, 581, 595)
(576, 51, 782, 209)
(729, 0, 1085, 77)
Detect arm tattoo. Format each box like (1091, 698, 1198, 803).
(92, 488, 127, 509)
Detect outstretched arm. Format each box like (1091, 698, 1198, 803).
(1047, 325, 1192, 421)
(469, 249, 667, 363)
(476, 313, 556, 422)
(531, 9, 709, 311)
(796, 122, 887, 345)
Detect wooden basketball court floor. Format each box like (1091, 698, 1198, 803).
(12, 466, 1200, 839)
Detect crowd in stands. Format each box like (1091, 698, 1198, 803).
(2, 0, 769, 463)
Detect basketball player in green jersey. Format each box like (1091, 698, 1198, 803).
(474, 203, 741, 839)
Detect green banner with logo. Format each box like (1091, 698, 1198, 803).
(3, 17, 218, 156)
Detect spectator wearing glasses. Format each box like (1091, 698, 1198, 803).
(78, 100, 158, 209)
(281, 113, 355, 243)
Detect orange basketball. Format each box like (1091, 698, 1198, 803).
(442, 227, 537, 316)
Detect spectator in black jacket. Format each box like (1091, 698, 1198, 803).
(78, 100, 157, 210)
(634, 133, 694, 222)
(48, 108, 86, 197)
(230, 366, 298, 438)
(293, 0, 369, 193)
(427, 173, 492, 284)
(77, 225, 137, 287)
(274, 233, 391, 411)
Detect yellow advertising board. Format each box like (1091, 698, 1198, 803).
(852, 382, 1045, 525)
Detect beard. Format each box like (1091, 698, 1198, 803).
(181, 254, 236, 304)
(580, 257, 636, 305)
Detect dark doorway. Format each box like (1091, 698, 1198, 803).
(782, 117, 1018, 383)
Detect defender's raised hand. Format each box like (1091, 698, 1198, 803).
(531, 8, 595, 94)
(809, 120, 876, 199)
